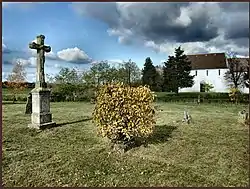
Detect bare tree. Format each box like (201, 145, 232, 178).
(6, 60, 27, 103)
(224, 54, 247, 88)
(243, 59, 249, 88)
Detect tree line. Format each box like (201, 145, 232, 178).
(4, 46, 249, 102)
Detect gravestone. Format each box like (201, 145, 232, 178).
(182, 110, 192, 124)
(25, 92, 32, 114)
(28, 35, 56, 129)
(238, 110, 249, 125)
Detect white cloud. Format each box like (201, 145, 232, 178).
(174, 7, 192, 27)
(57, 47, 92, 63)
(2, 37, 6, 49)
(29, 40, 92, 64)
(26, 73, 36, 82)
(14, 57, 36, 67)
(108, 59, 124, 64)
(2, 72, 10, 81)
(2, 72, 6, 78)
(54, 63, 63, 69)
(235, 55, 249, 58)
(107, 28, 133, 44)
(2, 37, 7, 51)
(46, 51, 57, 59)
(144, 32, 250, 57)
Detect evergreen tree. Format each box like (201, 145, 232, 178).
(163, 46, 194, 93)
(163, 56, 177, 92)
(142, 57, 157, 90)
(154, 65, 164, 92)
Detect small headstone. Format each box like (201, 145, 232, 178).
(90, 97, 96, 104)
(238, 110, 249, 125)
(197, 95, 201, 104)
(154, 105, 163, 112)
(182, 110, 192, 124)
(73, 92, 77, 101)
(25, 92, 32, 114)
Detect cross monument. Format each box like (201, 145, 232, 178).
(28, 35, 56, 129)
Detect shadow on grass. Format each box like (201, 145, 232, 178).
(2, 101, 26, 105)
(147, 124, 177, 144)
(113, 124, 178, 153)
(55, 117, 92, 127)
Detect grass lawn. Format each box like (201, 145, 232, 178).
(2, 102, 249, 187)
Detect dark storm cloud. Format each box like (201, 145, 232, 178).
(141, 13, 218, 43)
(72, 2, 221, 43)
(233, 38, 249, 48)
(71, 2, 120, 27)
(223, 13, 249, 40)
(72, 2, 249, 56)
(226, 27, 249, 40)
(219, 2, 249, 42)
(120, 3, 220, 43)
(219, 2, 249, 12)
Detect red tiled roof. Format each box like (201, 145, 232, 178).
(187, 53, 227, 70)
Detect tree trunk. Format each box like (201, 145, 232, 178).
(174, 87, 179, 94)
(12, 95, 16, 104)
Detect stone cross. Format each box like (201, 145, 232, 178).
(29, 35, 51, 88)
(28, 34, 56, 130)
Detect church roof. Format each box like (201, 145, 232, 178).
(187, 53, 227, 70)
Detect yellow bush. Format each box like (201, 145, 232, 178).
(229, 87, 241, 103)
(92, 83, 156, 144)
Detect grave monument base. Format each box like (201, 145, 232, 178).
(29, 87, 56, 129)
(28, 121, 56, 130)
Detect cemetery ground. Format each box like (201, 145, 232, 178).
(2, 101, 249, 187)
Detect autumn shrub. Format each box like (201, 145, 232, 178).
(5, 82, 28, 103)
(229, 87, 242, 104)
(92, 83, 156, 149)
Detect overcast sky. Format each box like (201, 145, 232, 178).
(2, 2, 249, 82)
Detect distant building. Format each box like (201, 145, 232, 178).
(179, 53, 249, 93)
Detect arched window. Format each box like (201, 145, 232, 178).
(200, 80, 205, 92)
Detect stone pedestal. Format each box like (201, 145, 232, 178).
(28, 88, 56, 129)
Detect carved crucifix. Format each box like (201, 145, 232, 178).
(29, 35, 51, 88)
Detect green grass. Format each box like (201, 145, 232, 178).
(2, 102, 249, 187)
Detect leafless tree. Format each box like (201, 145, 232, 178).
(6, 60, 27, 103)
(224, 55, 247, 88)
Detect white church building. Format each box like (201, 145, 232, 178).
(179, 53, 249, 93)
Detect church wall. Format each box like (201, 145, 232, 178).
(179, 69, 249, 93)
